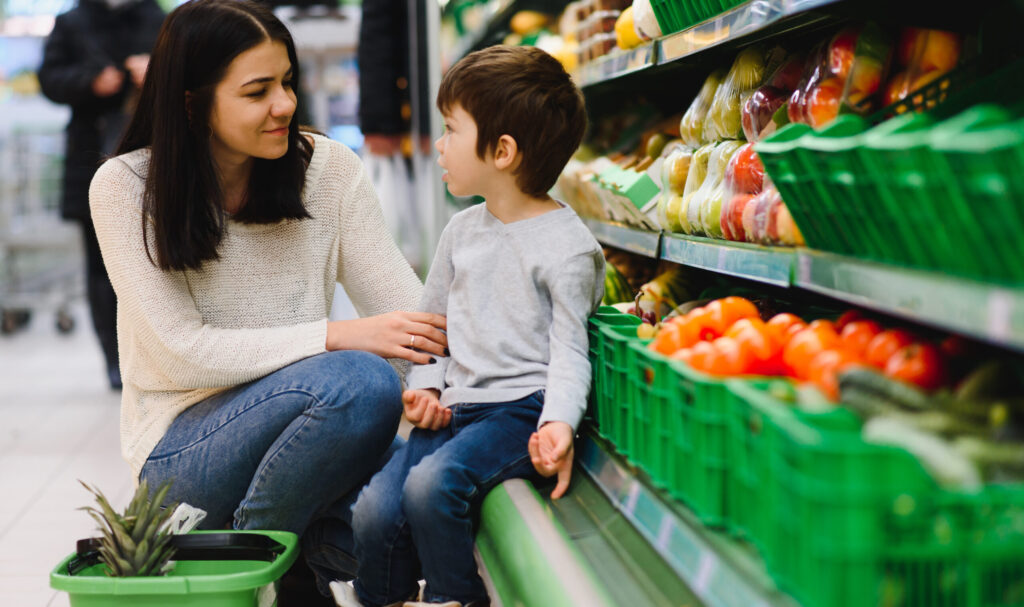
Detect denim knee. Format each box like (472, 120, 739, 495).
(319, 350, 403, 424)
(402, 457, 472, 524)
(352, 479, 401, 545)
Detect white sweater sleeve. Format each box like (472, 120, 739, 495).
(89, 158, 327, 390)
(334, 158, 423, 320)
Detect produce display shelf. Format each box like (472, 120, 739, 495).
(448, 0, 518, 63)
(795, 249, 1024, 352)
(662, 232, 795, 287)
(576, 42, 657, 88)
(583, 216, 661, 257)
(656, 0, 839, 65)
(577, 430, 799, 607)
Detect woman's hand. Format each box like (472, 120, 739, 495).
(326, 311, 447, 364)
(403, 388, 450, 430)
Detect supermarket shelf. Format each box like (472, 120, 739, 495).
(662, 233, 795, 287)
(657, 0, 840, 64)
(577, 431, 798, 607)
(576, 42, 657, 88)
(795, 250, 1024, 352)
(583, 217, 661, 258)
(449, 0, 517, 62)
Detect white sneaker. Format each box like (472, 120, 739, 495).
(402, 602, 462, 607)
(330, 580, 365, 607)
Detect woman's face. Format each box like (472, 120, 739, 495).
(208, 39, 296, 168)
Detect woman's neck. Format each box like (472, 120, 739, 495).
(213, 154, 253, 215)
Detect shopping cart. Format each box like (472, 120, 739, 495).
(0, 126, 82, 335)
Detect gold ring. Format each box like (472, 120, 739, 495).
(409, 335, 416, 348)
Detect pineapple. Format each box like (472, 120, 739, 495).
(79, 479, 178, 577)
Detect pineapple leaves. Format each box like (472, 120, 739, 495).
(78, 478, 178, 577)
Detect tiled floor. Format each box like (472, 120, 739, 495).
(0, 300, 129, 606)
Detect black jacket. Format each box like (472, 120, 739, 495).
(358, 0, 430, 137)
(38, 0, 164, 221)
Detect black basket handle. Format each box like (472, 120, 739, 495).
(68, 532, 286, 576)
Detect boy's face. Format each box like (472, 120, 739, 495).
(435, 104, 492, 198)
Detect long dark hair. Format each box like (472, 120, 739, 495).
(116, 0, 313, 271)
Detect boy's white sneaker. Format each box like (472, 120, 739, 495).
(402, 602, 462, 607)
(330, 581, 365, 607)
(330, 580, 415, 607)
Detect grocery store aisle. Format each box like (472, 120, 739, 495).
(0, 300, 129, 607)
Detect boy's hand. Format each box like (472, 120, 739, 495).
(528, 422, 574, 499)
(402, 389, 450, 430)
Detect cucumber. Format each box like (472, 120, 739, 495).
(863, 416, 981, 489)
(839, 367, 932, 411)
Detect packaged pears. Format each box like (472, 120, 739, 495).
(704, 46, 770, 141)
(679, 142, 714, 234)
(679, 69, 725, 147)
(696, 140, 745, 238)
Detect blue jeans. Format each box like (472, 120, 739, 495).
(140, 350, 404, 594)
(351, 391, 544, 606)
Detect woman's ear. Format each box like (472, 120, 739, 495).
(493, 134, 519, 171)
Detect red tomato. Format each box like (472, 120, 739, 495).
(864, 329, 915, 369)
(688, 340, 717, 373)
(783, 323, 840, 380)
(705, 297, 760, 337)
(839, 320, 883, 356)
(705, 337, 753, 377)
(885, 343, 946, 390)
(835, 309, 864, 331)
(807, 348, 862, 401)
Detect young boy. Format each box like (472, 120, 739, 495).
(334, 45, 603, 607)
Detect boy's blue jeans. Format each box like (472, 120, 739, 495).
(140, 350, 404, 595)
(351, 391, 544, 606)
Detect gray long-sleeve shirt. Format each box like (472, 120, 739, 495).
(405, 202, 605, 431)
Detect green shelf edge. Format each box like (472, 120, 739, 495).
(583, 218, 1024, 352)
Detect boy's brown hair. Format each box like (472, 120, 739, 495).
(437, 45, 587, 198)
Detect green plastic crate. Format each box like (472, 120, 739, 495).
(597, 324, 649, 456)
(50, 530, 298, 607)
(631, 346, 732, 527)
(649, 0, 702, 36)
(588, 308, 642, 436)
(725, 381, 1024, 607)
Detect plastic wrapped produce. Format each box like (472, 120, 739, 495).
(719, 143, 765, 241)
(679, 142, 714, 234)
(787, 24, 894, 128)
(704, 46, 774, 141)
(631, 0, 662, 41)
(742, 53, 805, 142)
(656, 146, 693, 233)
(696, 140, 745, 238)
(679, 69, 725, 147)
(883, 27, 962, 109)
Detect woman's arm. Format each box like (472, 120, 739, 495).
(330, 156, 446, 364)
(89, 158, 327, 390)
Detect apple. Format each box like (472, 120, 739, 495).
(771, 54, 807, 91)
(775, 200, 805, 245)
(919, 30, 961, 72)
(847, 57, 884, 106)
(829, 27, 861, 80)
(883, 70, 911, 106)
(742, 191, 761, 240)
(728, 143, 764, 194)
(806, 77, 844, 128)
(700, 189, 725, 239)
(742, 85, 788, 142)
(788, 87, 807, 124)
(723, 193, 755, 242)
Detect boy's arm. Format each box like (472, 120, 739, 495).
(538, 250, 605, 431)
(405, 224, 455, 392)
(531, 249, 604, 499)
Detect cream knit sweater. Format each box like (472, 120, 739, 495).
(89, 134, 423, 479)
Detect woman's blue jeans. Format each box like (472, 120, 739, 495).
(351, 391, 544, 606)
(140, 350, 404, 595)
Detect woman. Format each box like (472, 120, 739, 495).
(88, 0, 446, 599)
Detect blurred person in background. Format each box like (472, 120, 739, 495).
(38, 0, 165, 390)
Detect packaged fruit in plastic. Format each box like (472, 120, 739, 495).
(660, 146, 693, 195)
(704, 46, 772, 142)
(883, 27, 962, 109)
(697, 141, 745, 239)
(656, 193, 686, 233)
(679, 142, 714, 234)
(774, 200, 804, 246)
(679, 69, 725, 147)
(742, 53, 805, 142)
(719, 143, 765, 241)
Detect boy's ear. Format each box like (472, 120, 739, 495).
(492, 134, 519, 171)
